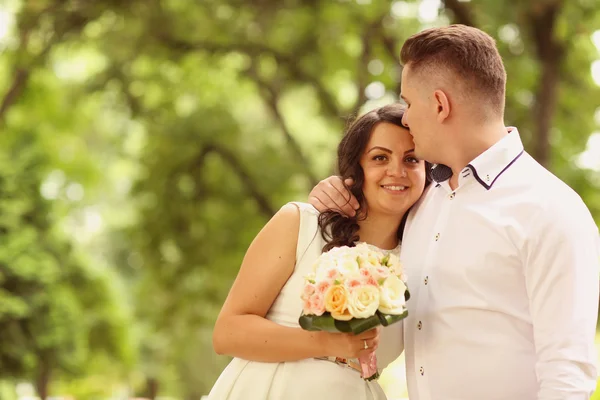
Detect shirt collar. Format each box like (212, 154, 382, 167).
(465, 127, 524, 190)
(430, 127, 525, 190)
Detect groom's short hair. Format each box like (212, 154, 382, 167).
(400, 24, 507, 118)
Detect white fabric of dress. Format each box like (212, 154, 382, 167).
(207, 202, 403, 400)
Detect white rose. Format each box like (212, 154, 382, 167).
(365, 249, 381, 265)
(355, 242, 371, 253)
(378, 274, 407, 315)
(315, 266, 330, 281)
(347, 284, 380, 318)
(336, 256, 359, 275)
(327, 245, 352, 259)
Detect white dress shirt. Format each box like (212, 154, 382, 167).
(400, 128, 600, 400)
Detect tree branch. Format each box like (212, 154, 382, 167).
(0, 69, 30, 122)
(245, 65, 319, 187)
(0, 34, 59, 124)
(199, 144, 275, 218)
(154, 33, 341, 118)
(94, 64, 143, 117)
(442, 0, 476, 26)
(378, 28, 402, 96)
(0, 2, 96, 125)
(353, 23, 376, 114)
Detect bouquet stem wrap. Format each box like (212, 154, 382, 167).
(299, 309, 408, 380)
(359, 352, 379, 381)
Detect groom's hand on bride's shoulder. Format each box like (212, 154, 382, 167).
(308, 176, 359, 217)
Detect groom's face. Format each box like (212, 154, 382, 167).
(400, 65, 437, 163)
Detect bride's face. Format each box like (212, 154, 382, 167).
(359, 122, 426, 217)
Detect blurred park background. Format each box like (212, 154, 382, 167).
(0, 0, 599, 399)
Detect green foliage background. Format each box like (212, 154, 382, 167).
(0, 0, 599, 398)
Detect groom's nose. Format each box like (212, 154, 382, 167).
(401, 112, 409, 128)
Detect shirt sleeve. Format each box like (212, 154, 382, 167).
(375, 320, 404, 372)
(524, 195, 599, 399)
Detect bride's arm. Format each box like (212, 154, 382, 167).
(212, 204, 378, 362)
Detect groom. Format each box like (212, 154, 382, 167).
(309, 25, 600, 399)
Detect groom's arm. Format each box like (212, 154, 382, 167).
(308, 176, 359, 216)
(524, 198, 599, 399)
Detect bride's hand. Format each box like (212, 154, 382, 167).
(321, 326, 381, 359)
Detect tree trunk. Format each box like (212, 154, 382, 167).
(143, 376, 160, 400)
(529, 1, 565, 167)
(35, 359, 51, 400)
(532, 58, 560, 166)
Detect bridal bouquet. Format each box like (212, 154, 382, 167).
(298, 242, 410, 381)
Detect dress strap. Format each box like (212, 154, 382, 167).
(286, 202, 320, 264)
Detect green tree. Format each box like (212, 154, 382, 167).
(0, 136, 132, 398)
(1, 0, 599, 398)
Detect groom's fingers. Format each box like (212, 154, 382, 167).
(340, 178, 359, 212)
(342, 177, 359, 210)
(321, 185, 353, 217)
(324, 180, 357, 217)
(308, 194, 330, 213)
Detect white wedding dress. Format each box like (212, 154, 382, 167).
(207, 202, 403, 400)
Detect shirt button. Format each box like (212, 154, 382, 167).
(424, 276, 429, 285)
(435, 233, 440, 241)
(420, 366, 425, 375)
(417, 321, 422, 330)
(449, 192, 455, 199)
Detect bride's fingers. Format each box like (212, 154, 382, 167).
(356, 329, 380, 341)
(357, 337, 378, 351)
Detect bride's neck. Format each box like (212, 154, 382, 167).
(356, 212, 403, 250)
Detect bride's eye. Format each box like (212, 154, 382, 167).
(372, 155, 388, 161)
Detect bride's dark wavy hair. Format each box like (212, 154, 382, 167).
(318, 103, 432, 252)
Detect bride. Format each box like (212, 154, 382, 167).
(208, 103, 430, 400)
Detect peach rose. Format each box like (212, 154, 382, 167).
(346, 278, 362, 289)
(302, 283, 317, 300)
(317, 279, 333, 295)
(359, 267, 378, 286)
(372, 266, 392, 281)
(302, 298, 312, 315)
(324, 284, 352, 321)
(309, 293, 326, 316)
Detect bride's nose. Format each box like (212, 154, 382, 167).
(387, 161, 407, 177)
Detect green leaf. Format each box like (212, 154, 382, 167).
(381, 254, 390, 265)
(298, 313, 351, 332)
(298, 310, 409, 335)
(377, 310, 409, 327)
(346, 314, 382, 335)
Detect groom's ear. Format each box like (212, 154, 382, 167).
(433, 89, 450, 123)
